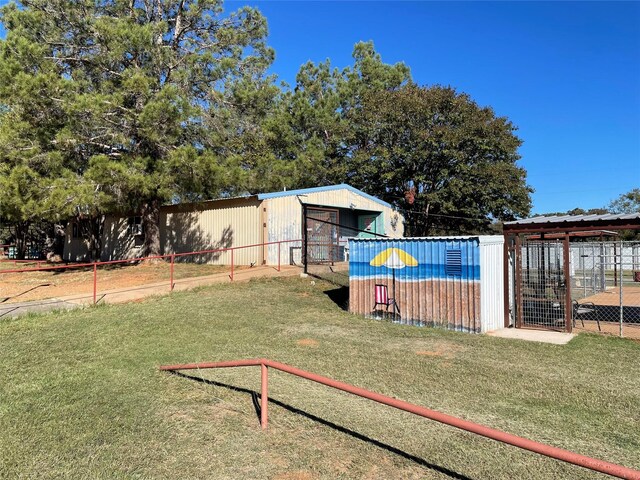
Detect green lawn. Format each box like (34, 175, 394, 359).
(1, 277, 639, 479)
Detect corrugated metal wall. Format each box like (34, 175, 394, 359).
(264, 189, 404, 265)
(264, 196, 303, 265)
(478, 236, 505, 332)
(62, 223, 92, 262)
(96, 198, 262, 264)
(161, 197, 262, 265)
(349, 237, 504, 333)
(101, 216, 138, 261)
(300, 189, 404, 238)
(65, 187, 404, 266)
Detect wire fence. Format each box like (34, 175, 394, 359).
(515, 239, 640, 339)
(570, 241, 640, 338)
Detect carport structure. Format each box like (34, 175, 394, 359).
(503, 213, 640, 337)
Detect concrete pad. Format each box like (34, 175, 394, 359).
(486, 328, 575, 345)
(0, 298, 81, 319)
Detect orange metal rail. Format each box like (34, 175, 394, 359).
(159, 358, 640, 480)
(0, 239, 301, 304)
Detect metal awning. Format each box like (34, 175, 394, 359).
(503, 213, 640, 234)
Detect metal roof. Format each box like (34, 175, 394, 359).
(504, 213, 640, 225)
(503, 212, 640, 234)
(166, 184, 393, 210)
(257, 184, 393, 209)
(350, 235, 504, 245)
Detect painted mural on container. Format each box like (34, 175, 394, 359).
(349, 238, 482, 332)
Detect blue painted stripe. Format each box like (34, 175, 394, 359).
(257, 184, 393, 209)
(350, 262, 481, 281)
(349, 237, 481, 281)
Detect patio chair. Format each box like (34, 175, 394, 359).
(573, 300, 599, 331)
(373, 284, 400, 317)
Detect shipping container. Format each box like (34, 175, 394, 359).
(349, 236, 504, 333)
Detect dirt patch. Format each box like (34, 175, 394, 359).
(272, 471, 316, 480)
(416, 350, 444, 357)
(415, 342, 464, 359)
(296, 338, 319, 348)
(0, 262, 238, 304)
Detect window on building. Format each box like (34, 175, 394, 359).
(128, 217, 143, 236)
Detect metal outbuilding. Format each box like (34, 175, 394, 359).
(63, 184, 404, 265)
(349, 236, 504, 333)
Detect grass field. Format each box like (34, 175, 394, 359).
(1, 276, 639, 479)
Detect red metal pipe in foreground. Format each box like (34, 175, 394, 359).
(159, 359, 640, 480)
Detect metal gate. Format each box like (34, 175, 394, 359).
(304, 208, 341, 264)
(515, 238, 569, 331)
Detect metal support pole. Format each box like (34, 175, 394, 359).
(563, 234, 572, 333)
(278, 242, 281, 272)
(515, 235, 523, 329)
(503, 235, 511, 327)
(93, 262, 97, 305)
(620, 240, 624, 337)
(230, 249, 234, 281)
(303, 205, 308, 274)
(170, 254, 175, 291)
(261, 363, 268, 430)
(614, 242, 618, 287)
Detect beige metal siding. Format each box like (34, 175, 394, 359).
(264, 196, 303, 265)
(101, 215, 140, 261)
(264, 189, 404, 265)
(160, 197, 262, 265)
(300, 190, 403, 238)
(62, 223, 92, 262)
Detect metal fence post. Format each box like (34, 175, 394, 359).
(619, 240, 624, 337)
(230, 249, 234, 281)
(278, 241, 281, 272)
(170, 254, 175, 291)
(261, 362, 268, 430)
(93, 262, 97, 305)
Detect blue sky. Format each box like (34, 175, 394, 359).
(2, 1, 639, 214)
(227, 1, 639, 215)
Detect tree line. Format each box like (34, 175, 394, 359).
(2, 0, 534, 259)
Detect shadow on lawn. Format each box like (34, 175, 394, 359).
(323, 286, 349, 312)
(169, 371, 472, 480)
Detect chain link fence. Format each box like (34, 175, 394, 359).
(570, 241, 640, 338)
(514, 239, 640, 339)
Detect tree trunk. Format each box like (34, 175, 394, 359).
(141, 198, 161, 259)
(13, 221, 29, 260)
(89, 216, 104, 261)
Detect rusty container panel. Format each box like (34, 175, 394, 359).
(349, 237, 485, 333)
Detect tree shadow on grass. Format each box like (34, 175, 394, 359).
(168, 371, 473, 480)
